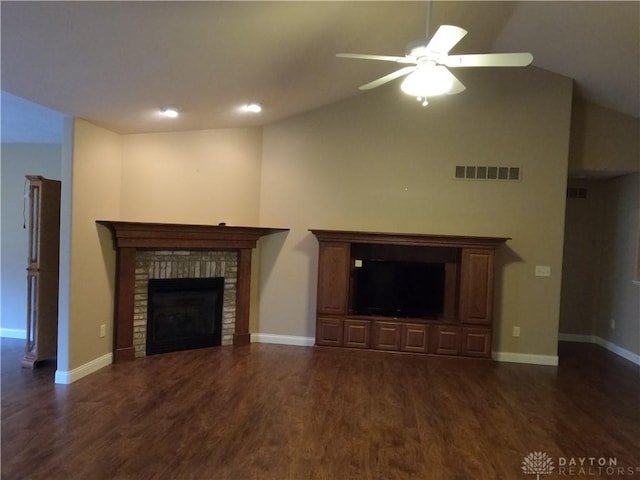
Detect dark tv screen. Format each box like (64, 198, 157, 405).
(352, 260, 445, 318)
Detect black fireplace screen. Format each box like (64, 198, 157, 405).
(146, 277, 224, 355)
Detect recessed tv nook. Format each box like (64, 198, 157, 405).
(310, 229, 509, 358)
(352, 260, 445, 319)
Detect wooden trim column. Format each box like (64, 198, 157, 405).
(114, 247, 136, 362)
(233, 248, 252, 346)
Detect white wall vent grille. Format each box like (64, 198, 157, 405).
(455, 165, 521, 181)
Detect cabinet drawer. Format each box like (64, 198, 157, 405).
(401, 323, 430, 353)
(372, 321, 401, 351)
(462, 327, 491, 358)
(431, 326, 461, 355)
(316, 317, 344, 346)
(344, 319, 370, 348)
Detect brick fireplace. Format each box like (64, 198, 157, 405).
(134, 250, 237, 357)
(98, 221, 287, 362)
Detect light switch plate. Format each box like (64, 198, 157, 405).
(535, 266, 551, 277)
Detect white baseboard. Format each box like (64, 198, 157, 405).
(252, 334, 562, 365)
(0, 328, 27, 339)
(559, 333, 640, 366)
(54, 352, 113, 384)
(251, 333, 315, 347)
(493, 351, 559, 366)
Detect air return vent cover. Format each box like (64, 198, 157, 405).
(455, 165, 521, 181)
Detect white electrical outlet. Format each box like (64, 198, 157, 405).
(513, 326, 521, 337)
(100, 324, 106, 337)
(610, 319, 615, 330)
(535, 266, 551, 277)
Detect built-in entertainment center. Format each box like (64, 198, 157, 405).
(310, 230, 509, 358)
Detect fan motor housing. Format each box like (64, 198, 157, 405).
(406, 39, 431, 58)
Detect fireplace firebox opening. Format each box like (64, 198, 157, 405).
(146, 277, 224, 356)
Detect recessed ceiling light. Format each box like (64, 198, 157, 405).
(160, 107, 179, 118)
(240, 103, 262, 113)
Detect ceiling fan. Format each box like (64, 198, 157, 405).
(337, 13, 533, 106)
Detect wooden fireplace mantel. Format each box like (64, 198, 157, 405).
(98, 221, 288, 250)
(97, 221, 288, 362)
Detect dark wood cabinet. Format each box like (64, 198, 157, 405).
(311, 229, 508, 359)
(23, 176, 61, 368)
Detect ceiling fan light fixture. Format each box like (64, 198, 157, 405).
(400, 65, 453, 98)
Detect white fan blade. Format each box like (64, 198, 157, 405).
(444, 52, 533, 67)
(426, 25, 467, 55)
(360, 66, 416, 90)
(337, 53, 411, 63)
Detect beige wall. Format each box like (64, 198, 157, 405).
(569, 101, 640, 176)
(120, 128, 262, 225)
(258, 66, 573, 358)
(63, 119, 121, 370)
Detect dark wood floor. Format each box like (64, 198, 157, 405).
(1, 338, 639, 480)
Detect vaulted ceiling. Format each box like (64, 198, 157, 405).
(1, 1, 638, 139)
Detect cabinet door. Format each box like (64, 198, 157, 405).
(462, 327, 492, 358)
(316, 317, 344, 346)
(401, 323, 430, 353)
(316, 242, 350, 315)
(459, 248, 494, 324)
(344, 319, 370, 348)
(431, 326, 460, 355)
(372, 321, 401, 351)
